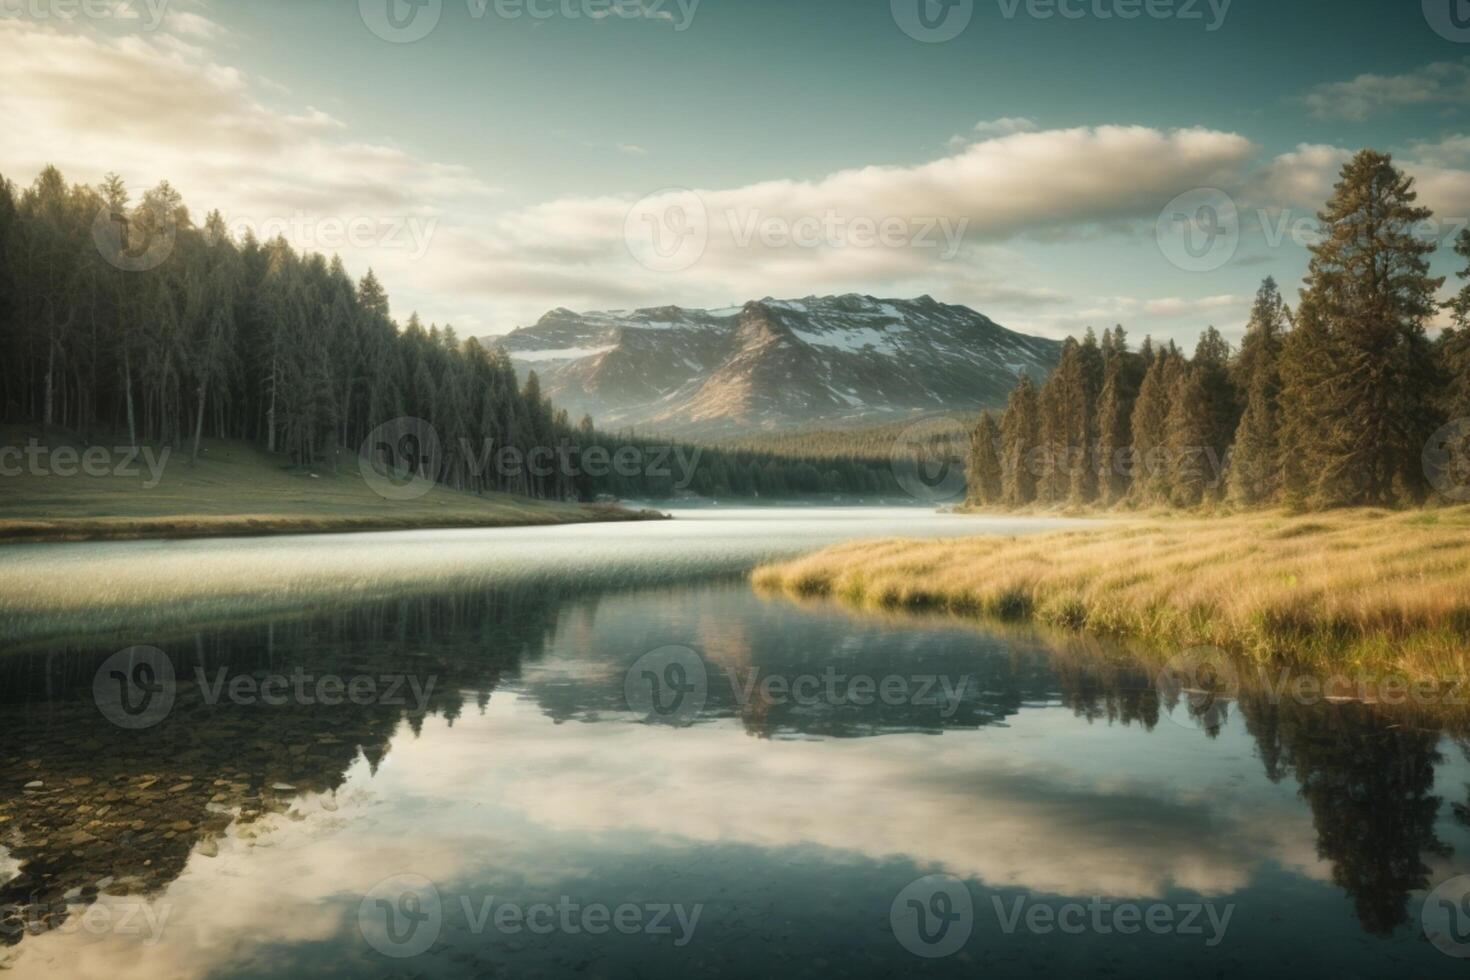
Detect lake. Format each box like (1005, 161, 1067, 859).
(2, 509, 1468, 978)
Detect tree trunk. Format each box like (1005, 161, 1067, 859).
(191, 380, 207, 464)
(266, 355, 277, 453)
(43, 337, 54, 427)
(123, 349, 137, 448)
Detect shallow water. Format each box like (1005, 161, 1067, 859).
(2, 511, 1469, 978)
(0, 508, 1079, 646)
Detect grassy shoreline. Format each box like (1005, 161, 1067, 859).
(0, 505, 664, 543)
(752, 507, 1470, 677)
(0, 433, 663, 543)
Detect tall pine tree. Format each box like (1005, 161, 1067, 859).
(1229, 278, 1290, 505)
(1281, 150, 1443, 506)
(1095, 327, 1144, 505)
(967, 410, 1003, 507)
(1000, 374, 1041, 506)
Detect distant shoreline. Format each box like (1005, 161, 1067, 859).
(0, 505, 666, 545)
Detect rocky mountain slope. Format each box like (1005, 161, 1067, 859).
(486, 295, 1061, 436)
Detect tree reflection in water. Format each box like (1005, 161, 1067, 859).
(0, 581, 1464, 950)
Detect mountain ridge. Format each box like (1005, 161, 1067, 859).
(484, 294, 1061, 436)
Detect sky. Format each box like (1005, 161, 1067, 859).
(3, 0, 1470, 344)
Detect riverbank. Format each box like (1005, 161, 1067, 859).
(0, 508, 1047, 649)
(752, 507, 1470, 676)
(0, 433, 662, 542)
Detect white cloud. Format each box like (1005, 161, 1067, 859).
(1244, 144, 1352, 212)
(1138, 294, 1248, 317)
(973, 116, 1039, 137)
(1301, 60, 1470, 122)
(1245, 138, 1470, 222)
(28, 12, 1469, 345)
(0, 17, 494, 325)
(950, 116, 1040, 148)
(1040, 295, 1252, 343)
(161, 8, 228, 39)
(0, 16, 1272, 335)
(428, 125, 1256, 330)
(8, 695, 1329, 980)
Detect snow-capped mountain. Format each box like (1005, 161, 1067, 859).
(486, 294, 1061, 435)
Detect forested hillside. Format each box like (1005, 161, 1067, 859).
(0, 166, 901, 502)
(714, 415, 977, 461)
(967, 150, 1470, 511)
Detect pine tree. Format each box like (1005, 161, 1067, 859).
(967, 410, 1003, 507)
(1430, 229, 1470, 503)
(1130, 345, 1181, 505)
(1193, 328, 1237, 469)
(1229, 278, 1290, 505)
(1095, 327, 1144, 505)
(1441, 229, 1470, 422)
(1285, 149, 1444, 506)
(1165, 366, 1213, 508)
(1035, 338, 1076, 505)
(1067, 328, 1105, 504)
(1000, 374, 1041, 506)
(1277, 297, 1338, 508)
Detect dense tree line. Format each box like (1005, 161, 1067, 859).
(0, 165, 579, 497)
(967, 150, 1470, 511)
(716, 418, 970, 461)
(707, 420, 965, 499)
(0, 166, 896, 502)
(580, 425, 902, 500)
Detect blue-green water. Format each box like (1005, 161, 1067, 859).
(2, 510, 1468, 978)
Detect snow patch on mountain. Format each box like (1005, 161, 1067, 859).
(485, 294, 1060, 436)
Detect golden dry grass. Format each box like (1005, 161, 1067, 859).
(752, 507, 1470, 676)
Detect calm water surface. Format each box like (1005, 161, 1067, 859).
(1, 509, 1468, 978)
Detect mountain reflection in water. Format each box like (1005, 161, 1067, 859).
(1, 573, 1469, 977)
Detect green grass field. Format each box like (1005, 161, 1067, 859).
(0, 427, 658, 541)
